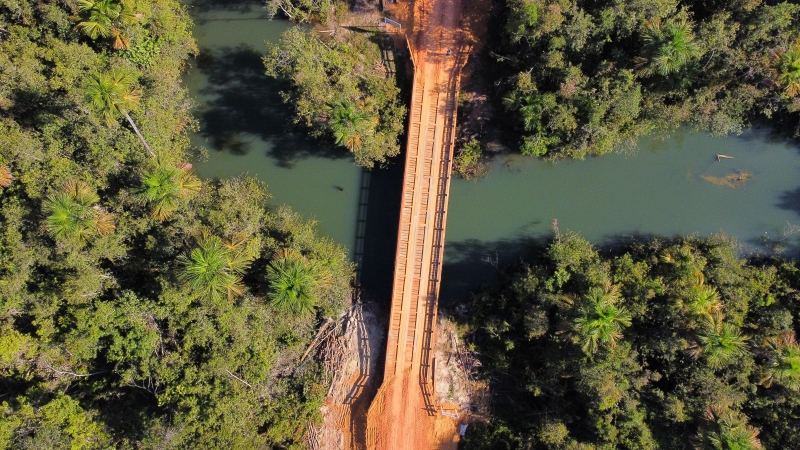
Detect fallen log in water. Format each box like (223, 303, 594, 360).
(716, 154, 734, 161)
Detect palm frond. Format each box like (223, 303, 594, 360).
(637, 15, 702, 78)
(140, 165, 199, 221)
(110, 28, 130, 50)
(0, 166, 13, 188)
(44, 192, 96, 245)
(761, 330, 800, 391)
(267, 258, 318, 315)
(76, 16, 112, 39)
(178, 236, 238, 301)
(176, 170, 202, 198)
(574, 284, 631, 354)
(695, 314, 748, 369)
(776, 42, 800, 97)
(93, 208, 116, 235)
(63, 180, 99, 206)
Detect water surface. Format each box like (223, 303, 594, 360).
(184, 1, 361, 249)
(184, 2, 800, 303)
(441, 130, 800, 301)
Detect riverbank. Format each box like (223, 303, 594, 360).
(183, 0, 800, 306)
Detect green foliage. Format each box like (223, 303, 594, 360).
(139, 164, 201, 221)
(0, 1, 352, 447)
(122, 34, 162, 68)
(462, 234, 800, 448)
(264, 0, 334, 23)
(264, 27, 406, 167)
(454, 138, 484, 178)
(1, 394, 110, 449)
(268, 256, 318, 315)
(498, 0, 800, 158)
(44, 180, 114, 247)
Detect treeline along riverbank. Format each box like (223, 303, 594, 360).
(0, 1, 353, 448)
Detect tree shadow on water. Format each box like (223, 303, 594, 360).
(777, 185, 800, 218)
(192, 44, 350, 168)
(439, 236, 549, 308)
(736, 118, 800, 150)
(188, 0, 265, 14)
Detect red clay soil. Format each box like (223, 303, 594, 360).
(362, 0, 470, 448)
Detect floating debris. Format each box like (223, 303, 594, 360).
(701, 171, 752, 188)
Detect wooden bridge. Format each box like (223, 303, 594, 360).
(366, 0, 469, 447)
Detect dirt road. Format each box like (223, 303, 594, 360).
(365, 0, 468, 448)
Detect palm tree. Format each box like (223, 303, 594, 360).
(677, 285, 722, 319)
(0, 166, 13, 190)
(574, 284, 632, 354)
(690, 314, 748, 370)
(636, 15, 702, 78)
(178, 234, 257, 302)
(76, 0, 116, 39)
(695, 407, 762, 450)
(44, 181, 114, 246)
(329, 100, 370, 152)
(110, 27, 130, 50)
(267, 257, 317, 315)
(140, 165, 201, 221)
(775, 41, 800, 97)
(761, 330, 800, 391)
(502, 91, 543, 132)
(76, 0, 138, 49)
(84, 68, 156, 158)
(660, 245, 707, 287)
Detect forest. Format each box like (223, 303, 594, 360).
(3, 0, 800, 448)
(262, 0, 800, 163)
(460, 230, 800, 449)
(496, 0, 800, 158)
(263, 5, 407, 168)
(460, 3, 800, 443)
(0, 0, 352, 448)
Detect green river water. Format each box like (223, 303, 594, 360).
(184, 1, 800, 302)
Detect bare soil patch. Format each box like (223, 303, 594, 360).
(433, 318, 490, 420)
(312, 302, 385, 450)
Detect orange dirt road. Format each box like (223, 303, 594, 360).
(366, 0, 468, 448)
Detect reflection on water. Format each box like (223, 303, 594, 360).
(184, 1, 800, 305)
(184, 1, 362, 250)
(440, 129, 800, 303)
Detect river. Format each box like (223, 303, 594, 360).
(183, 0, 800, 303)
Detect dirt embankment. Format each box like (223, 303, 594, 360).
(311, 302, 384, 450)
(433, 318, 489, 421)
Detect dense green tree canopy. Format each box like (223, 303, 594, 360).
(461, 232, 800, 448)
(497, 0, 800, 158)
(0, 1, 353, 447)
(264, 24, 406, 168)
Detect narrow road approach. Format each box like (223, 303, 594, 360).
(366, 0, 468, 447)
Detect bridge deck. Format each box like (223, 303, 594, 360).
(384, 50, 462, 385)
(366, 0, 467, 446)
